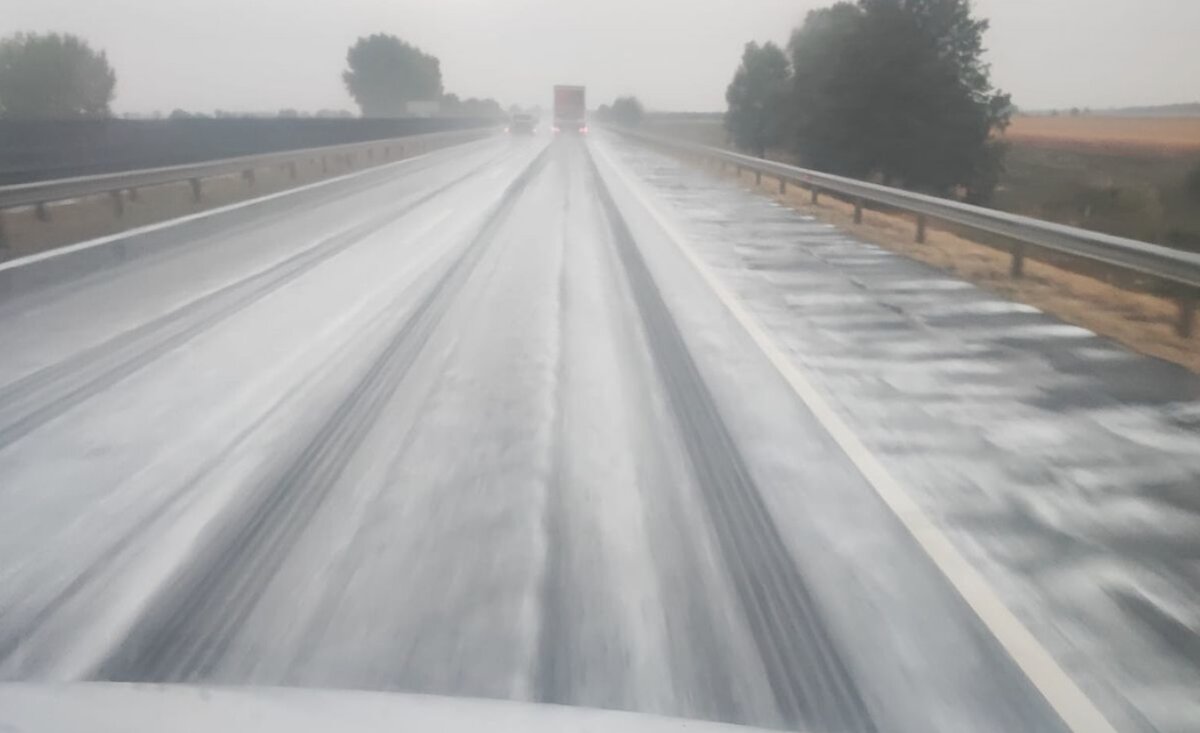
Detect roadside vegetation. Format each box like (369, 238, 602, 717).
(999, 116, 1200, 251)
(648, 111, 1200, 252)
(996, 139, 1200, 252)
(712, 0, 1200, 252)
(595, 96, 645, 127)
(0, 32, 115, 119)
(0, 29, 505, 121)
(725, 0, 1010, 203)
(0, 29, 502, 258)
(342, 34, 444, 118)
(342, 34, 504, 119)
(723, 42, 789, 157)
(659, 0, 1200, 366)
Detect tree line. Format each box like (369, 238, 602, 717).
(595, 96, 645, 127)
(340, 34, 504, 119)
(724, 0, 1011, 202)
(0, 31, 504, 120)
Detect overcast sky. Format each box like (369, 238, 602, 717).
(4, 0, 1197, 114)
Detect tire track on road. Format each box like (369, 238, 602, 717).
(0, 151, 510, 452)
(0, 147, 519, 671)
(532, 149, 573, 706)
(585, 149, 877, 733)
(92, 147, 551, 683)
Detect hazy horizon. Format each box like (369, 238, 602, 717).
(4, 0, 1197, 115)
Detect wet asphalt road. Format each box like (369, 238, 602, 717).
(1, 132, 1196, 732)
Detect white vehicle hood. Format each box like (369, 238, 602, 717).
(0, 683, 784, 733)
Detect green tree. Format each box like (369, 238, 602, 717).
(725, 42, 791, 157)
(788, 0, 1011, 200)
(342, 34, 442, 117)
(787, 5, 866, 173)
(611, 96, 644, 127)
(0, 32, 116, 118)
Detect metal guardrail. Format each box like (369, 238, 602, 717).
(0, 126, 496, 220)
(615, 127, 1200, 337)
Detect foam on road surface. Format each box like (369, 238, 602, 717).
(0, 131, 1194, 733)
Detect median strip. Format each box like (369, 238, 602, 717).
(0, 129, 496, 260)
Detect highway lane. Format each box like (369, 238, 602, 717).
(597, 133, 1200, 733)
(0, 130, 1145, 732)
(0, 136, 546, 674)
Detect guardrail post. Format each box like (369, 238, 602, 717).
(755, 170, 762, 186)
(1178, 296, 1197, 338)
(916, 214, 927, 244)
(811, 187, 819, 205)
(1010, 244, 1026, 278)
(779, 178, 787, 194)
(287, 161, 298, 180)
(853, 198, 864, 224)
(110, 190, 125, 218)
(35, 202, 49, 222)
(367, 148, 374, 161)
(321, 156, 329, 174)
(242, 169, 255, 188)
(190, 178, 202, 203)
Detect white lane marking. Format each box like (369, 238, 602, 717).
(992, 323, 1097, 339)
(0, 136, 498, 274)
(591, 141, 1119, 733)
(877, 279, 977, 292)
(918, 300, 1043, 316)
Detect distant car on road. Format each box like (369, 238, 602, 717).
(508, 113, 536, 135)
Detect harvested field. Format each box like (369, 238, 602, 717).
(1003, 115, 1200, 155)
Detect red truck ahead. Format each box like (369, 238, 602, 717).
(553, 85, 587, 134)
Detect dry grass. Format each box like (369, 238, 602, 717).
(700, 160, 1200, 373)
(1003, 116, 1200, 156)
